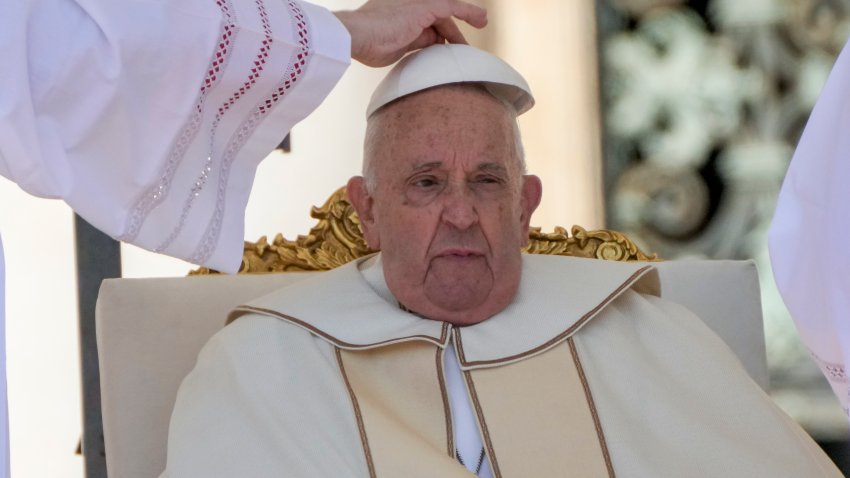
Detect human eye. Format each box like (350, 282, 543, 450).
(405, 173, 444, 206)
(471, 173, 506, 189)
(473, 175, 501, 184)
(412, 175, 440, 188)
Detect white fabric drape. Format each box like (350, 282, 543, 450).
(769, 38, 850, 416)
(0, 0, 350, 273)
(0, 1, 351, 475)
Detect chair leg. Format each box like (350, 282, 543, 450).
(75, 215, 121, 478)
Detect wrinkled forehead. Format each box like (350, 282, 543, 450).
(364, 84, 522, 183)
(370, 85, 514, 150)
(372, 83, 510, 123)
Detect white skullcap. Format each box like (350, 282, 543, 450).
(366, 44, 534, 118)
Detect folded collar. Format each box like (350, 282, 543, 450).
(231, 253, 659, 369)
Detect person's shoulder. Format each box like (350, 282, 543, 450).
(182, 311, 341, 404)
(597, 284, 737, 359)
(223, 311, 308, 341)
(201, 312, 325, 369)
(610, 287, 699, 323)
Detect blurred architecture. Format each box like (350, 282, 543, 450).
(598, 0, 850, 448)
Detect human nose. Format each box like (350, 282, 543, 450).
(440, 183, 479, 230)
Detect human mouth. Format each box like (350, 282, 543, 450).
(435, 248, 484, 260)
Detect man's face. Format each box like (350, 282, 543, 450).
(348, 85, 542, 325)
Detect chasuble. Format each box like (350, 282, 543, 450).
(163, 254, 841, 477)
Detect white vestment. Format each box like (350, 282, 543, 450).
(0, 1, 350, 474)
(769, 38, 850, 414)
(163, 254, 841, 477)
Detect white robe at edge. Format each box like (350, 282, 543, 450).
(769, 38, 850, 415)
(0, 1, 351, 475)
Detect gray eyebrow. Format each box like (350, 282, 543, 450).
(410, 161, 508, 173)
(477, 162, 507, 174)
(411, 161, 443, 172)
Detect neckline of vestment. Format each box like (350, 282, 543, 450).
(230, 252, 659, 370)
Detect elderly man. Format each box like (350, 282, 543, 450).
(162, 45, 841, 477)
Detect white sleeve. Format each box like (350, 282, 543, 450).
(0, 0, 350, 273)
(768, 38, 850, 417)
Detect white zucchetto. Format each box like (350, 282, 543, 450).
(367, 44, 534, 118)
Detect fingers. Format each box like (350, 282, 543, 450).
(408, 28, 440, 51)
(449, 1, 488, 29)
(433, 17, 467, 45)
(341, 0, 488, 67)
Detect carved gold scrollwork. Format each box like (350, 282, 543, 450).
(189, 187, 658, 275)
(189, 188, 374, 275)
(524, 226, 658, 261)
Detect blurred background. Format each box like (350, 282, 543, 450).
(595, 0, 850, 468)
(0, 0, 847, 476)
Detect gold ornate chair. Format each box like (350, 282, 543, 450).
(96, 187, 766, 478)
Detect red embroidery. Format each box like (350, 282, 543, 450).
(215, 0, 273, 119)
(119, 0, 237, 242)
(201, 0, 236, 95)
(189, 0, 312, 265)
(154, 0, 277, 253)
(257, 2, 308, 116)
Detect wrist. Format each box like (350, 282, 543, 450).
(332, 10, 353, 28)
(332, 10, 356, 55)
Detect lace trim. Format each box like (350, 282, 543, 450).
(154, 0, 274, 253)
(118, 0, 238, 242)
(189, 0, 310, 266)
(812, 353, 847, 384)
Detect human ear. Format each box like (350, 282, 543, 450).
(519, 175, 543, 244)
(347, 176, 381, 249)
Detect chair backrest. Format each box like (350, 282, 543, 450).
(95, 188, 768, 478)
(97, 273, 313, 478)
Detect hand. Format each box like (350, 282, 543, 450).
(333, 0, 487, 67)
